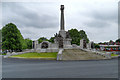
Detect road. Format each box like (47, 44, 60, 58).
(2, 58, 118, 78)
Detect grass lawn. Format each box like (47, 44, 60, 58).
(10, 52, 58, 59)
(0, 53, 6, 55)
(111, 54, 119, 57)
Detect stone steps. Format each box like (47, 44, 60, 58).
(62, 49, 106, 60)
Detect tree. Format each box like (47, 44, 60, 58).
(0, 30, 1, 43)
(0, 30, 2, 52)
(2, 23, 24, 52)
(116, 38, 120, 42)
(68, 28, 89, 45)
(24, 38, 32, 49)
(49, 37, 55, 43)
(94, 43, 100, 48)
(68, 29, 79, 45)
(79, 30, 89, 43)
(109, 40, 114, 45)
(38, 37, 48, 43)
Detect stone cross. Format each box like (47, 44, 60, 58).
(60, 5, 65, 31)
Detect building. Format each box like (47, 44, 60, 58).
(99, 41, 120, 51)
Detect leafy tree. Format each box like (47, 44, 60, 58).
(38, 37, 48, 43)
(0, 30, 2, 51)
(24, 38, 32, 49)
(22, 40, 27, 50)
(116, 38, 120, 42)
(109, 40, 114, 45)
(79, 30, 89, 43)
(0, 30, 1, 42)
(2, 23, 24, 52)
(68, 28, 89, 45)
(94, 43, 100, 48)
(68, 29, 79, 45)
(49, 37, 55, 43)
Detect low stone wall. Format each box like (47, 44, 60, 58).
(83, 49, 111, 59)
(36, 48, 59, 53)
(4, 48, 59, 58)
(4, 49, 35, 58)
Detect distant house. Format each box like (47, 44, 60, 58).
(99, 41, 120, 51)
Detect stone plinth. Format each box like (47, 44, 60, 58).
(80, 39, 84, 49)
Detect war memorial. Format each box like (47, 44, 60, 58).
(2, 5, 113, 60)
(27, 5, 111, 60)
(33, 5, 93, 52)
(2, 2, 118, 79)
(2, 5, 112, 60)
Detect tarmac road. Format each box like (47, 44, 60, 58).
(2, 58, 118, 78)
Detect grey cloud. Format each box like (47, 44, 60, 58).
(21, 29, 35, 34)
(84, 19, 110, 28)
(91, 10, 117, 23)
(80, 6, 117, 28)
(2, 2, 59, 29)
(2, 1, 118, 43)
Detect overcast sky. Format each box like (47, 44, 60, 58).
(1, 0, 119, 43)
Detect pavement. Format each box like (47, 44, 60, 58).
(2, 58, 118, 78)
